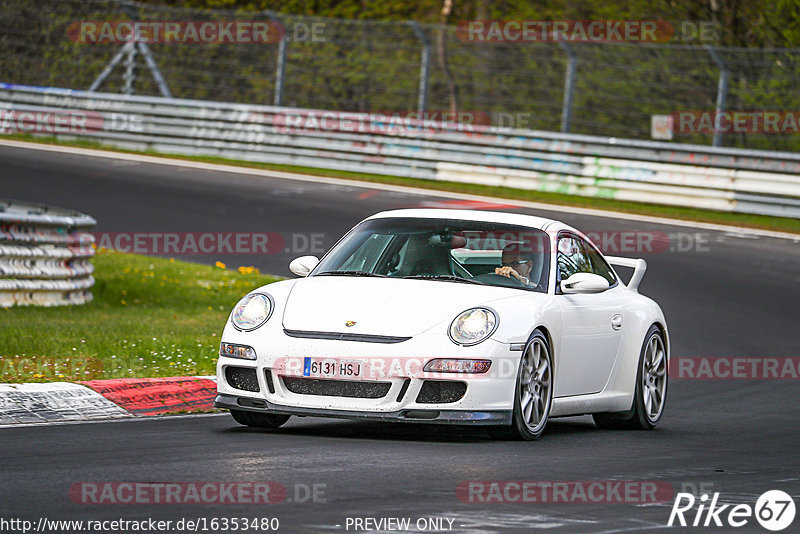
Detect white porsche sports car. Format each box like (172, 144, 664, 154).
(215, 209, 669, 439)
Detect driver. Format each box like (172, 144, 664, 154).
(495, 243, 534, 286)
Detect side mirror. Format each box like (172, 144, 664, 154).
(289, 255, 319, 277)
(560, 272, 609, 294)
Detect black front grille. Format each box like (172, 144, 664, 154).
(225, 366, 260, 392)
(415, 380, 467, 404)
(282, 377, 391, 399)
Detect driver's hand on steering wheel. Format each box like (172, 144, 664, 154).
(495, 265, 522, 281)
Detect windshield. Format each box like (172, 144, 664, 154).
(312, 217, 550, 292)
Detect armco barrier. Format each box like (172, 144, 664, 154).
(2, 83, 800, 218)
(0, 199, 96, 307)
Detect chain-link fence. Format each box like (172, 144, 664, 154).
(2, 0, 800, 151)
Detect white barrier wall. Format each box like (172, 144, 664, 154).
(2, 83, 800, 218)
(0, 199, 96, 307)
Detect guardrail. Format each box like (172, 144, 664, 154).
(0, 199, 96, 307)
(2, 83, 800, 218)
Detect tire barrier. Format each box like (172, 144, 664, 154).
(0, 199, 96, 307)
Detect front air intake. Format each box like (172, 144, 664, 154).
(415, 380, 467, 404)
(225, 366, 260, 392)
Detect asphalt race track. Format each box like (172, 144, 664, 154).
(2, 142, 800, 533)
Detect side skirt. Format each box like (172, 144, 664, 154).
(550, 392, 632, 417)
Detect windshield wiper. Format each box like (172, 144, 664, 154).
(403, 275, 484, 285)
(317, 270, 387, 278)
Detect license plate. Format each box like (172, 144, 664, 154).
(303, 357, 364, 378)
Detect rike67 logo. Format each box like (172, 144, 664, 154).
(668, 490, 796, 531)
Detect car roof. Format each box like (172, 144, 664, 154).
(365, 208, 572, 233)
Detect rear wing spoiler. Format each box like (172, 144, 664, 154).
(605, 256, 647, 292)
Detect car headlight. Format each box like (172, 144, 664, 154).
(448, 307, 498, 346)
(231, 293, 273, 331)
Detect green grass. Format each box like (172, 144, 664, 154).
(0, 250, 279, 383)
(6, 133, 800, 235)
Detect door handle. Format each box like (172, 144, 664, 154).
(611, 314, 623, 331)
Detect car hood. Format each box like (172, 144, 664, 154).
(282, 276, 523, 337)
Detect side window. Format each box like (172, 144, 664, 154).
(585, 245, 617, 285)
(557, 235, 617, 286)
(557, 236, 593, 281)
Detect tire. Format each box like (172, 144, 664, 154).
(593, 325, 667, 430)
(230, 409, 290, 429)
(500, 329, 553, 440)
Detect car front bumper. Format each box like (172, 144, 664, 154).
(215, 322, 523, 424)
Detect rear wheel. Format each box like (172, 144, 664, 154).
(498, 330, 553, 440)
(593, 325, 667, 430)
(230, 409, 290, 429)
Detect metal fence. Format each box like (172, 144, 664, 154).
(2, 84, 799, 218)
(0, 199, 96, 307)
(2, 0, 800, 151)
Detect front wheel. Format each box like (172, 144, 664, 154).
(504, 330, 553, 440)
(230, 409, 290, 429)
(593, 325, 667, 430)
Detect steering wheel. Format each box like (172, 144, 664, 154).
(473, 272, 525, 287)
